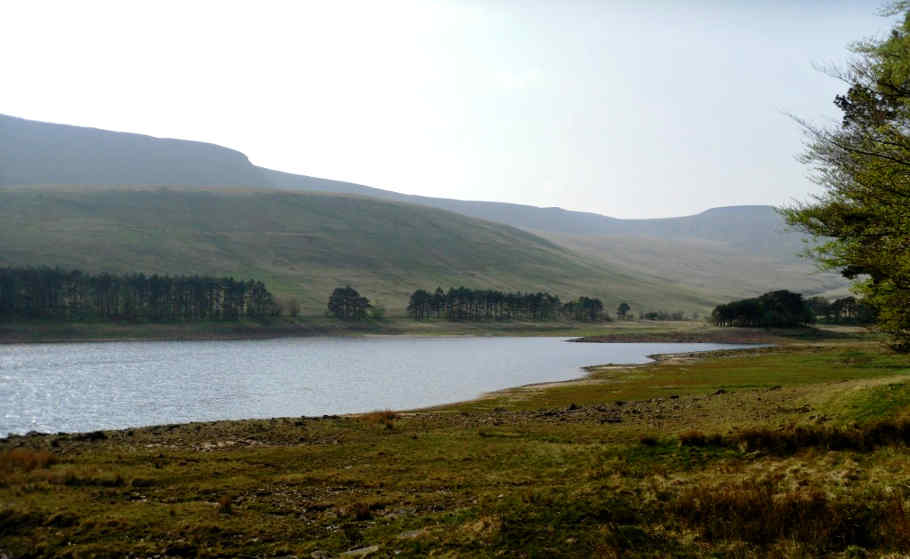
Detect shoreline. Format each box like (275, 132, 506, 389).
(442, 344, 772, 409)
(2, 343, 768, 438)
(4, 337, 906, 558)
(0, 318, 816, 346)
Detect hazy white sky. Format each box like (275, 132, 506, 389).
(2, 1, 896, 218)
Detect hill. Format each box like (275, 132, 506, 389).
(262, 173, 848, 300)
(0, 186, 716, 314)
(264, 171, 814, 262)
(1, 113, 848, 304)
(0, 114, 266, 187)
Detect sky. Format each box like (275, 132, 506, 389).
(1, 1, 898, 218)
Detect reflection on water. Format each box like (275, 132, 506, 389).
(0, 337, 751, 434)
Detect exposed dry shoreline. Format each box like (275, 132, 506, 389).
(573, 329, 787, 344)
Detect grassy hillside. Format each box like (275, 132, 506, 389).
(539, 231, 847, 302)
(2, 113, 848, 303)
(0, 187, 717, 315)
(265, 170, 818, 260)
(263, 171, 851, 298)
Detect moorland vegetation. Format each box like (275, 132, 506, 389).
(2, 330, 909, 558)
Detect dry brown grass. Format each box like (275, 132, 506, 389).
(735, 419, 910, 453)
(674, 419, 910, 454)
(361, 410, 399, 430)
(0, 448, 57, 473)
(672, 481, 910, 552)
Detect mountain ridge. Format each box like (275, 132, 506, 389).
(2, 112, 787, 236)
(0, 112, 848, 304)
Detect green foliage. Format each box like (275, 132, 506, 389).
(327, 285, 371, 320)
(711, 289, 814, 327)
(562, 296, 606, 321)
(406, 287, 607, 321)
(617, 301, 631, 319)
(639, 310, 689, 321)
(784, 7, 910, 349)
(0, 266, 279, 322)
(808, 295, 877, 324)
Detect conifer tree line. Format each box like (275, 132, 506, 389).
(0, 267, 280, 321)
(406, 287, 606, 321)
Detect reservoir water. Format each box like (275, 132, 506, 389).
(0, 337, 752, 434)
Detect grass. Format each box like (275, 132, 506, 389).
(541, 230, 849, 306)
(0, 448, 57, 473)
(0, 186, 719, 316)
(1, 337, 909, 557)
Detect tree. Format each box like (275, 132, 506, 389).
(782, 5, 910, 349)
(711, 290, 813, 328)
(327, 286, 371, 320)
(617, 302, 631, 320)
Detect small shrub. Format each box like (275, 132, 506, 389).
(216, 495, 233, 515)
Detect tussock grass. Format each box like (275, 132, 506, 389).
(361, 410, 399, 430)
(675, 419, 910, 454)
(0, 448, 57, 473)
(678, 430, 723, 447)
(672, 482, 910, 552)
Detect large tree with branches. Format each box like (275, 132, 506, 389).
(783, 3, 910, 349)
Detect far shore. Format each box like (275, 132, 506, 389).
(0, 317, 866, 345)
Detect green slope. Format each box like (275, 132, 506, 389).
(0, 187, 717, 315)
(2, 113, 848, 304)
(536, 231, 848, 302)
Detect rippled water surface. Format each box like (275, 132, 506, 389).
(0, 337, 751, 434)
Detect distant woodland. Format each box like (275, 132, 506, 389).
(0, 267, 279, 322)
(407, 287, 606, 321)
(711, 290, 875, 328)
